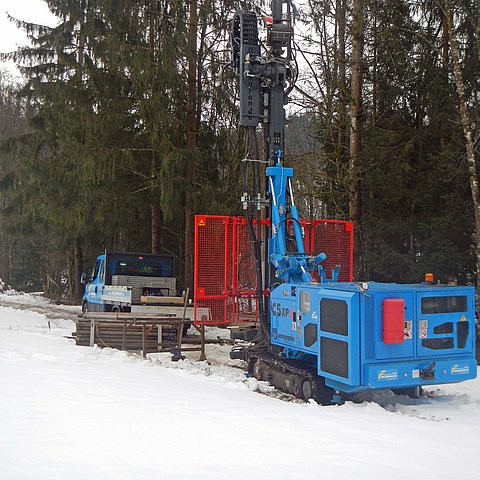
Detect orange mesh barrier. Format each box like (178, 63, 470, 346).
(194, 215, 353, 325)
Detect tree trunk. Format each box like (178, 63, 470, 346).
(445, 5, 480, 310)
(371, 0, 378, 124)
(349, 0, 365, 280)
(184, 0, 198, 294)
(335, 0, 347, 192)
(151, 203, 161, 253)
(149, 0, 161, 256)
(73, 241, 84, 301)
(440, 9, 450, 149)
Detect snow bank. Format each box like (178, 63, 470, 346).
(0, 288, 81, 321)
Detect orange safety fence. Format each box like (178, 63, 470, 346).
(194, 216, 353, 325)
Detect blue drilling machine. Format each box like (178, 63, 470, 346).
(230, 1, 477, 404)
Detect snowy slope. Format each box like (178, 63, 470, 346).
(0, 292, 479, 479)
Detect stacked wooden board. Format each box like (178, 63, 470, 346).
(74, 319, 181, 353)
(73, 312, 206, 360)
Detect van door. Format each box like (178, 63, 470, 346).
(85, 258, 104, 311)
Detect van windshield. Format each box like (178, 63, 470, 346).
(106, 253, 174, 281)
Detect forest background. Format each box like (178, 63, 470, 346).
(0, 0, 479, 306)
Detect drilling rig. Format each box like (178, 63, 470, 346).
(230, 1, 476, 404)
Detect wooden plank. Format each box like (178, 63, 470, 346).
(140, 295, 185, 305)
(142, 325, 146, 358)
(89, 320, 95, 347)
(82, 312, 189, 321)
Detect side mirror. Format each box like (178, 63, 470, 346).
(80, 273, 88, 284)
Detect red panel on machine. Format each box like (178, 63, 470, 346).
(382, 298, 405, 344)
(302, 220, 353, 282)
(194, 215, 354, 325)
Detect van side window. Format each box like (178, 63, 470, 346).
(91, 260, 101, 281)
(99, 260, 105, 282)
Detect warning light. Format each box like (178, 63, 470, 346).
(424, 273, 434, 283)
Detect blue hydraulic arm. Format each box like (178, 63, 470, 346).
(267, 153, 326, 283)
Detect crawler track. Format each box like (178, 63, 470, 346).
(248, 351, 336, 405)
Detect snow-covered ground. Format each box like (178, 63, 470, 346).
(1, 291, 479, 479)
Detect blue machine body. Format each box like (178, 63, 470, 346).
(265, 146, 476, 394)
(270, 281, 477, 393)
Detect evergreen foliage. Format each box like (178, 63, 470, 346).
(0, 0, 478, 298)
(290, 0, 479, 285)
